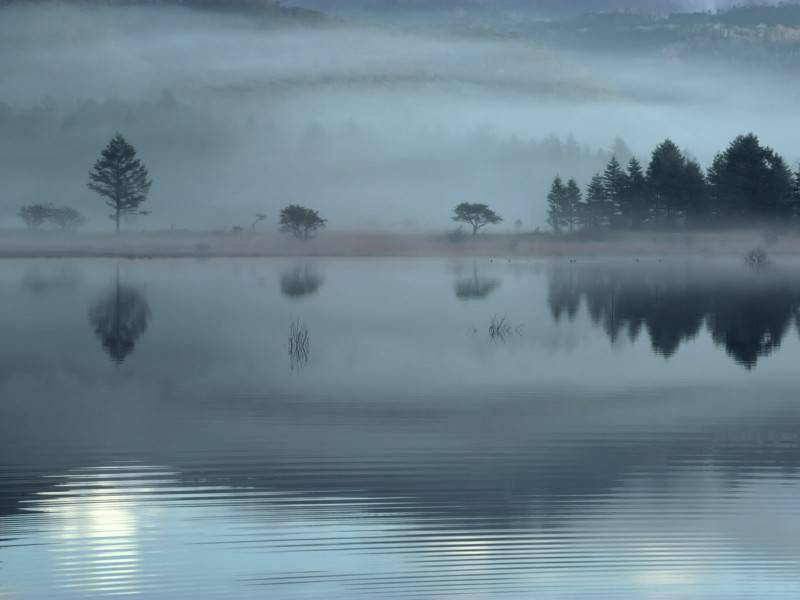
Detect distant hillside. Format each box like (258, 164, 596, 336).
(285, 0, 799, 17)
(527, 5, 800, 66)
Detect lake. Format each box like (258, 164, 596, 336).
(2, 257, 799, 599)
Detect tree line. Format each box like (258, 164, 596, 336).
(547, 134, 800, 232)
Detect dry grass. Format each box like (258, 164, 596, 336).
(2, 229, 800, 258)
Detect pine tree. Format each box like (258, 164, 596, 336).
(564, 178, 582, 233)
(547, 175, 567, 233)
(646, 139, 686, 227)
(624, 157, 648, 229)
(683, 159, 709, 227)
(581, 174, 608, 230)
(792, 167, 800, 219)
(603, 156, 627, 228)
(708, 134, 793, 223)
(88, 133, 152, 233)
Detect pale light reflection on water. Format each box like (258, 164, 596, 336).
(1, 258, 800, 598)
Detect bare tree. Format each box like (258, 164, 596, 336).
(252, 213, 267, 231)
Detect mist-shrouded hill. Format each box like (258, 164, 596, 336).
(286, 0, 797, 17)
(1, 0, 800, 232)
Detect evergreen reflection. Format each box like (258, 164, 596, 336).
(89, 268, 151, 364)
(548, 262, 800, 368)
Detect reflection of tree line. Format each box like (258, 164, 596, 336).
(548, 263, 800, 368)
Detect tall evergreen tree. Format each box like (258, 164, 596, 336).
(564, 178, 582, 233)
(623, 157, 649, 229)
(581, 174, 609, 230)
(646, 139, 687, 227)
(682, 158, 710, 227)
(547, 175, 567, 233)
(88, 133, 152, 233)
(603, 156, 627, 228)
(792, 167, 800, 219)
(708, 133, 793, 222)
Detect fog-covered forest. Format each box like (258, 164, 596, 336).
(1, 0, 799, 231)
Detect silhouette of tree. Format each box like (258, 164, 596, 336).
(564, 178, 582, 233)
(278, 205, 326, 239)
(682, 158, 710, 227)
(580, 174, 608, 229)
(280, 264, 323, 299)
(48, 207, 87, 230)
(792, 167, 800, 218)
(89, 269, 151, 364)
(252, 213, 267, 231)
(452, 203, 502, 235)
(546, 176, 567, 233)
(88, 133, 152, 233)
(623, 157, 649, 229)
(708, 133, 793, 223)
(646, 139, 690, 227)
(18, 204, 50, 229)
(603, 156, 627, 227)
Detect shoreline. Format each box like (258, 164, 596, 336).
(0, 230, 797, 259)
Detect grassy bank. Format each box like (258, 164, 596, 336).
(0, 230, 798, 259)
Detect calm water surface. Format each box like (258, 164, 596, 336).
(1, 258, 800, 599)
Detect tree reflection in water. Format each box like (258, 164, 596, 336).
(548, 261, 800, 368)
(89, 268, 151, 364)
(454, 262, 500, 300)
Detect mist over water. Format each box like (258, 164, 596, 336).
(2, 2, 799, 231)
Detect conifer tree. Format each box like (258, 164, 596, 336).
(581, 174, 609, 230)
(792, 167, 800, 219)
(564, 178, 582, 233)
(88, 133, 152, 233)
(708, 134, 794, 222)
(624, 157, 648, 229)
(603, 156, 627, 227)
(547, 175, 567, 233)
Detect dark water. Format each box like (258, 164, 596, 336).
(2, 258, 800, 599)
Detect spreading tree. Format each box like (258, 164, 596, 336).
(18, 204, 50, 229)
(88, 133, 152, 233)
(49, 207, 87, 230)
(279, 205, 327, 239)
(452, 203, 502, 235)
